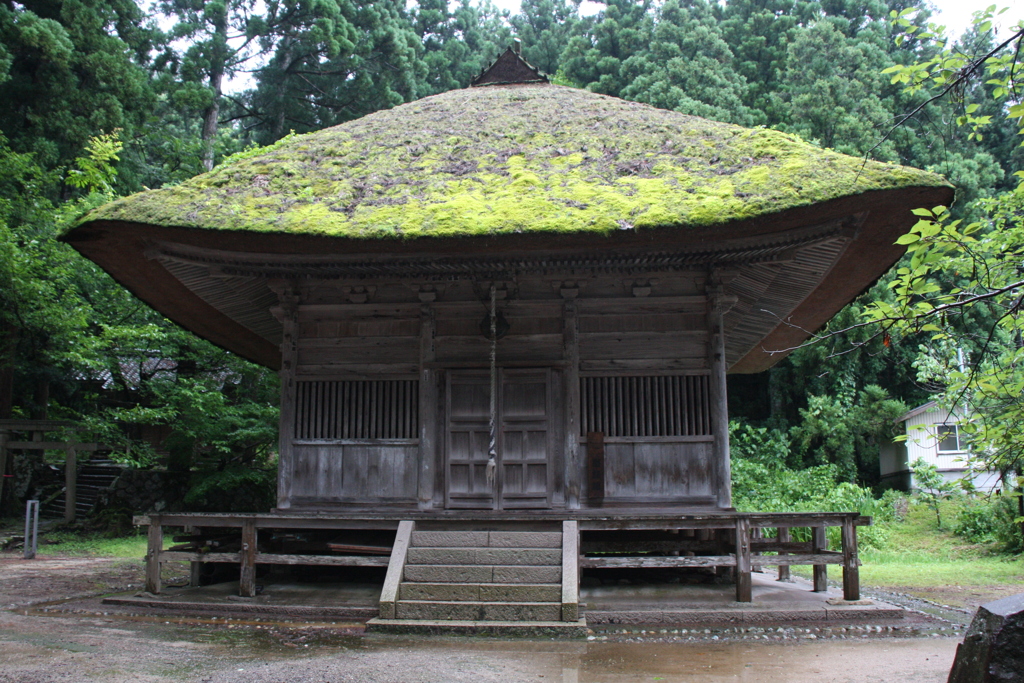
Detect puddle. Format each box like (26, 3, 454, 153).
(6, 586, 965, 682)
(176, 635, 960, 682)
(4, 605, 962, 682)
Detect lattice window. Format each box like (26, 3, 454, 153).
(580, 375, 711, 437)
(294, 380, 419, 439)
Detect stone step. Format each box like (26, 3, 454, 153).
(411, 530, 561, 549)
(395, 600, 562, 622)
(403, 564, 562, 584)
(406, 547, 561, 566)
(365, 618, 588, 637)
(399, 582, 561, 602)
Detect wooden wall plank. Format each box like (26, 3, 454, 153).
(576, 296, 707, 315)
(435, 316, 561, 337)
(599, 441, 713, 502)
(289, 444, 418, 502)
(579, 313, 705, 333)
(298, 337, 420, 365)
(604, 443, 635, 498)
(296, 364, 418, 378)
(579, 359, 708, 373)
(434, 335, 563, 363)
(579, 331, 707, 360)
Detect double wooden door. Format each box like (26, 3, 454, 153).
(445, 368, 553, 509)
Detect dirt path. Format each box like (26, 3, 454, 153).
(0, 554, 962, 682)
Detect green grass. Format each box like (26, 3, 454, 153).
(857, 502, 1024, 589)
(858, 549, 1023, 588)
(792, 500, 1023, 608)
(34, 530, 160, 558)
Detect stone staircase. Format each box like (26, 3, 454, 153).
(41, 457, 123, 520)
(369, 521, 585, 635)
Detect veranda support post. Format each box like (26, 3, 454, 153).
(842, 516, 860, 600)
(734, 516, 751, 602)
(776, 526, 791, 581)
(239, 519, 257, 597)
(146, 521, 163, 594)
(812, 525, 828, 592)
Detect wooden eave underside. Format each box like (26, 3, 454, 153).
(148, 217, 855, 370)
(63, 184, 956, 372)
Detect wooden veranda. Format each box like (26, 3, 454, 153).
(136, 510, 866, 617)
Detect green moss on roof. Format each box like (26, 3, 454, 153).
(82, 85, 948, 239)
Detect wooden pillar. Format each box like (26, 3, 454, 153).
(776, 526, 791, 581)
(750, 526, 763, 572)
(63, 438, 77, 524)
(145, 520, 163, 594)
(734, 516, 752, 602)
(842, 517, 860, 600)
(418, 302, 437, 510)
(188, 526, 204, 587)
(562, 295, 581, 508)
(812, 525, 828, 592)
(271, 286, 300, 510)
(239, 519, 258, 597)
(707, 285, 736, 509)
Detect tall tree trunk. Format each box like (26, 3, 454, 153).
(270, 37, 297, 141)
(768, 365, 785, 422)
(31, 378, 49, 420)
(0, 323, 17, 419)
(201, 12, 228, 171)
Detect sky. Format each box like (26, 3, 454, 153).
(924, 0, 1024, 37)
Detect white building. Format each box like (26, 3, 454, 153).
(879, 402, 1002, 492)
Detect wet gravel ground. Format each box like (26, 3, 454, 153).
(0, 553, 964, 682)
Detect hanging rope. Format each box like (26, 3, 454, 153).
(486, 284, 498, 487)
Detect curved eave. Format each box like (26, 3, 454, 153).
(727, 184, 956, 372)
(65, 183, 954, 372)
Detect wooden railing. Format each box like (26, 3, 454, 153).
(578, 512, 866, 602)
(133, 510, 865, 605)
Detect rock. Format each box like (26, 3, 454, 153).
(948, 593, 1024, 683)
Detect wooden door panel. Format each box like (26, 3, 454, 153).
(450, 380, 489, 420)
(502, 376, 548, 419)
(446, 372, 496, 508)
(498, 369, 552, 508)
(446, 369, 553, 510)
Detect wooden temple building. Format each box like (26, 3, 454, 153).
(65, 50, 952, 628)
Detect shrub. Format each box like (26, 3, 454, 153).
(952, 494, 1024, 554)
(183, 467, 276, 513)
(730, 419, 896, 549)
(954, 499, 997, 544)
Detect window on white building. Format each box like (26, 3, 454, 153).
(936, 424, 964, 453)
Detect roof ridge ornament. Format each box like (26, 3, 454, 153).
(470, 44, 548, 87)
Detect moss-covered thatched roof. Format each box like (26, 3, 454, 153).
(66, 83, 954, 372)
(79, 85, 946, 239)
